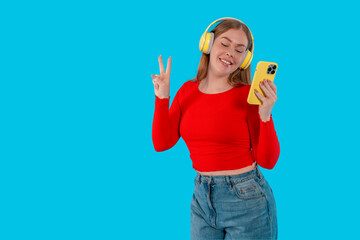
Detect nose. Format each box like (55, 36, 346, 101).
(225, 49, 235, 57)
(225, 52, 234, 60)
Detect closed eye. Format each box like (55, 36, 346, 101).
(221, 43, 244, 53)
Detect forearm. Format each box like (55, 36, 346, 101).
(152, 95, 180, 152)
(255, 115, 280, 169)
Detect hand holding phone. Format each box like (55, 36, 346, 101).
(247, 61, 278, 105)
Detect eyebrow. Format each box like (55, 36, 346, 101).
(221, 37, 246, 47)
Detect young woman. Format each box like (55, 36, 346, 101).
(151, 17, 280, 240)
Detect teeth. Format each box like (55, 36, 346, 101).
(220, 58, 231, 65)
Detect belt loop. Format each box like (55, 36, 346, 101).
(226, 175, 233, 189)
(256, 164, 262, 179)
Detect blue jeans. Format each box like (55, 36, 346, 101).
(191, 164, 277, 240)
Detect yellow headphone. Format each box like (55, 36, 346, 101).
(199, 17, 254, 70)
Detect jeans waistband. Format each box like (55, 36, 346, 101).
(195, 163, 263, 185)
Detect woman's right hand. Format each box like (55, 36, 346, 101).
(151, 55, 171, 99)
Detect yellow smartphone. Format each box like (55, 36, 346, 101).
(247, 61, 278, 105)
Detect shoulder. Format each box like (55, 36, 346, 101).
(178, 78, 198, 93)
(233, 84, 257, 111)
(238, 83, 251, 90)
(233, 83, 251, 96)
(183, 78, 198, 88)
(171, 78, 197, 102)
(237, 83, 252, 95)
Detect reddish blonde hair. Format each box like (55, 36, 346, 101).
(195, 20, 253, 87)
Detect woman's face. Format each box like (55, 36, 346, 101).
(209, 28, 249, 77)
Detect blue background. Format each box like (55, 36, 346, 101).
(1, 0, 359, 239)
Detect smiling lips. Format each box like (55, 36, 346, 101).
(219, 58, 233, 66)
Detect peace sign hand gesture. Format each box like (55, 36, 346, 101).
(151, 55, 172, 99)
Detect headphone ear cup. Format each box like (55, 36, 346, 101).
(205, 32, 214, 54)
(199, 33, 206, 52)
(238, 50, 253, 70)
(199, 32, 214, 54)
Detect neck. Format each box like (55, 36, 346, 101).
(202, 67, 231, 91)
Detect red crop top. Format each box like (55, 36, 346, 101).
(152, 79, 280, 171)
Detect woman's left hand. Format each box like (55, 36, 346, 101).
(254, 79, 278, 122)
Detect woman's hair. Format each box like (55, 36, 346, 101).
(195, 20, 253, 87)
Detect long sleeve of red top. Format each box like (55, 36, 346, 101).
(152, 92, 181, 152)
(152, 80, 280, 170)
